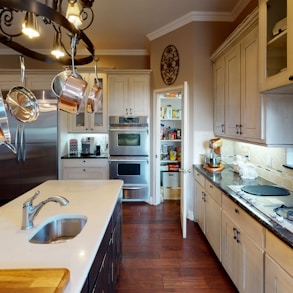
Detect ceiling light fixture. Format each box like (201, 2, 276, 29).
(51, 30, 65, 59)
(22, 12, 40, 39)
(0, 0, 95, 65)
(66, 1, 83, 28)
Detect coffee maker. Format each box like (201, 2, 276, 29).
(204, 138, 223, 170)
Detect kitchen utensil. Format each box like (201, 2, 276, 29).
(87, 58, 103, 113)
(58, 35, 88, 114)
(0, 91, 16, 154)
(6, 56, 39, 123)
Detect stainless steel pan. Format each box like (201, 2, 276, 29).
(6, 56, 39, 123)
(0, 91, 16, 154)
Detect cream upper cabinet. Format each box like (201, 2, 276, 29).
(224, 44, 241, 137)
(68, 73, 108, 133)
(259, 0, 293, 92)
(25, 74, 55, 90)
(213, 58, 225, 135)
(108, 71, 150, 116)
(213, 24, 261, 141)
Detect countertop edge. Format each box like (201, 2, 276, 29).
(193, 164, 293, 248)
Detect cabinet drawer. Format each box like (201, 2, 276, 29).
(205, 181, 222, 206)
(62, 158, 108, 168)
(266, 229, 293, 276)
(193, 170, 205, 186)
(222, 196, 264, 247)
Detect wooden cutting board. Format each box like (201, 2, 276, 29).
(0, 268, 70, 293)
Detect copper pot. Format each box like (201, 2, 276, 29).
(58, 35, 88, 114)
(87, 59, 103, 113)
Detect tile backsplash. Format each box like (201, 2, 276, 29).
(221, 139, 293, 191)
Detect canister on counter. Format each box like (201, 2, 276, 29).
(69, 139, 78, 155)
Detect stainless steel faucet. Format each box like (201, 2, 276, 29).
(21, 190, 69, 230)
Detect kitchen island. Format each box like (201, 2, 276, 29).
(0, 179, 123, 293)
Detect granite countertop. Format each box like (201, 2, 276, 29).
(0, 179, 123, 293)
(193, 164, 293, 248)
(61, 154, 109, 159)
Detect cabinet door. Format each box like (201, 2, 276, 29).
(265, 255, 293, 293)
(108, 75, 129, 116)
(128, 75, 150, 116)
(195, 181, 206, 232)
(213, 57, 225, 135)
(205, 193, 221, 260)
(26, 75, 54, 90)
(225, 45, 241, 137)
(0, 75, 23, 90)
(259, 0, 293, 91)
(221, 211, 240, 288)
(68, 73, 108, 132)
(240, 26, 261, 140)
(239, 231, 264, 293)
(108, 73, 150, 116)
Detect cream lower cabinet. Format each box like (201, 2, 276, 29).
(62, 159, 109, 180)
(193, 171, 222, 260)
(265, 230, 293, 293)
(221, 196, 265, 293)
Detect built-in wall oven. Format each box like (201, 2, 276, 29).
(109, 156, 149, 200)
(109, 116, 150, 201)
(109, 116, 149, 156)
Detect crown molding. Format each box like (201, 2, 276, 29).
(147, 0, 251, 41)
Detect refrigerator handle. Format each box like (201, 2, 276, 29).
(20, 124, 26, 162)
(15, 124, 21, 162)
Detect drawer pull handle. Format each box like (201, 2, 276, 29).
(233, 227, 237, 240)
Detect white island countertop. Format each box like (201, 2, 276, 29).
(0, 179, 123, 293)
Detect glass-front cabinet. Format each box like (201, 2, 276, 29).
(68, 73, 108, 133)
(259, 0, 293, 91)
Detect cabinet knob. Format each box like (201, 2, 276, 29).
(289, 75, 293, 81)
(234, 208, 239, 214)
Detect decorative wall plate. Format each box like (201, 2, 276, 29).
(160, 45, 179, 85)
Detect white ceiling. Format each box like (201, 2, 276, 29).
(0, 0, 251, 56)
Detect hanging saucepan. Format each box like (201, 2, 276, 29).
(6, 56, 39, 123)
(58, 35, 88, 114)
(0, 91, 16, 154)
(51, 67, 83, 98)
(87, 58, 103, 113)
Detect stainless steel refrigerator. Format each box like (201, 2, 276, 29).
(0, 90, 58, 205)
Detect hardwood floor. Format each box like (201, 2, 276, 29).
(115, 200, 238, 293)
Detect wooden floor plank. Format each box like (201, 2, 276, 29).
(115, 200, 238, 293)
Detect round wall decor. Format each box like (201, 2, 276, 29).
(160, 45, 179, 85)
